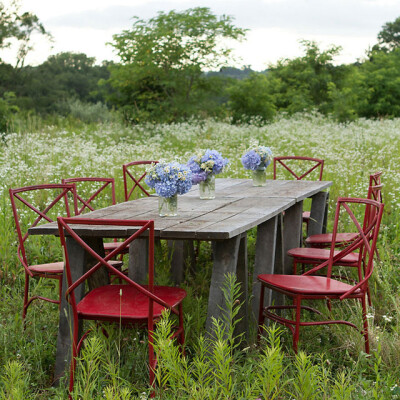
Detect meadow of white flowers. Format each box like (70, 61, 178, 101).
(1, 113, 399, 210)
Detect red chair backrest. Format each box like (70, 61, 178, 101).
(57, 217, 179, 318)
(123, 161, 158, 201)
(305, 197, 384, 298)
(273, 156, 324, 180)
(9, 184, 78, 273)
(365, 184, 383, 229)
(369, 171, 382, 187)
(62, 177, 116, 215)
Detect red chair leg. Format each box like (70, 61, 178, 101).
(293, 261, 298, 275)
(293, 296, 302, 353)
(326, 299, 332, 312)
(58, 276, 62, 310)
(361, 295, 370, 354)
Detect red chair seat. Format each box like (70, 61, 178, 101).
(305, 232, 358, 248)
(77, 284, 187, 321)
(29, 261, 122, 275)
(258, 274, 359, 296)
(288, 247, 359, 265)
(109, 260, 123, 269)
(29, 261, 64, 274)
(104, 242, 129, 254)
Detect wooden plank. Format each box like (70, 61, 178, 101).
(185, 179, 331, 202)
(192, 198, 294, 240)
(264, 180, 332, 201)
(185, 178, 248, 196)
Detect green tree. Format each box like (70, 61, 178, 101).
(107, 7, 246, 123)
(0, 0, 51, 67)
(356, 48, 400, 118)
(267, 40, 343, 115)
(377, 16, 400, 51)
(227, 72, 276, 123)
(12, 52, 110, 114)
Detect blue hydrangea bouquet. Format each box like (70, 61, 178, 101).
(241, 145, 273, 186)
(145, 161, 192, 216)
(187, 149, 229, 199)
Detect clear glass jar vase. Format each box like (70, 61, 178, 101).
(158, 194, 178, 216)
(199, 174, 215, 199)
(252, 167, 267, 186)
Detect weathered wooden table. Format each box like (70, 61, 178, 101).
(29, 178, 331, 382)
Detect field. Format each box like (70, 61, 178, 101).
(1, 113, 400, 399)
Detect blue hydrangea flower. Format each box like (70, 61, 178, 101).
(187, 149, 229, 184)
(241, 150, 261, 170)
(187, 157, 202, 174)
(145, 161, 192, 198)
(242, 146, 273, 170)
(191, 171, 208, 185)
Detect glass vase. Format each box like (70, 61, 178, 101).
(252, 167, 267, 186)
(199, 174, 215, 199)
(158, 194, 178, 217)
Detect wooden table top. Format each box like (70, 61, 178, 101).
(29, 179, 331, 241)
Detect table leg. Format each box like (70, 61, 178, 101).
(53, 237, 107, 384)
(251, 216, 278, 331)
(282, 201, 303, 275)
(307, 191, 330, 237)
(168, 240, 195, 285)
(128, 238, 149, 283)
(206, 234, 248, 339)
(129, 239, 192, 285)
(235, 234, 248, 342)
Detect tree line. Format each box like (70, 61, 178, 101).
(1, 3, 400, 130)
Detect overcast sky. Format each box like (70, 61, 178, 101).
(2, 0, 400, 70)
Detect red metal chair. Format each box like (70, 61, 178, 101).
(289, 184, 382, 307)
(123, 160, 158, 201)
(258, 197, 384, 353)
(273, 156, 325, 227)
(9, 184, 78, 321)
(57, 217, 186, 396)
(305, 172, 382, 249)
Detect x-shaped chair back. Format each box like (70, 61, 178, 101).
(10, 184, 78, 273)
(123, 160, 158, 201)
(57, 217, 178, 318)
(273, 156, 324, 180)
(365, 183, 383, 229)
(62, 177, 116, 215)
(305, 197, 384, 292)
